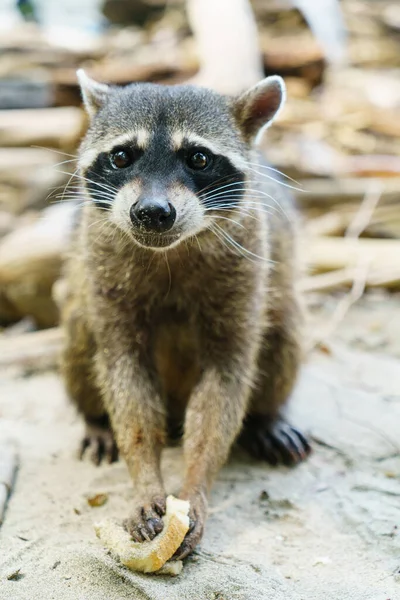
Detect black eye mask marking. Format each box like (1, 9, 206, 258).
(83, 140, 245, 212)
(178, 147, 245, 208)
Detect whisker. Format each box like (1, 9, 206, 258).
(197, 173, 246, 197)
(45, 166, 80, 205)
(210, 215, 246, 229)
(203, 186, 283, 202)
(243, 161, 303, 187)
(54, 169, 118, 195)
(200, 180, 248, 201)
(203, 197, 286, 221)
(201, 186, 275, 203)
(213, 223, 272, 264)
(208, 223, 237, 255)
(208, 222, 259, 263)
(31, 145, 79, 159)
(87, 216, 111, 231)
(245, 165, 304, 193)
(211, 187, 291, 222)
(47, 158, 79, 171)
(51, 191, 114, 203)
(204, 205, 274, 221)
(164, 252, 172, 299)
(194, 234, 202, 252)
(48, 185, 116, 207)
(203, 198, 277, 215)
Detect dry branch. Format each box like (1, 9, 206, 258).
(0, 443, 18, 526)
(305, 236, 400, 274)
(305, 261, 369, 353)
(306, 186, 382, 351)
(344, 183, 382, 239)
(0, 107, 85, 150)
(302, 265, 400, 292)
(297, 178, 400, 208)
(186, 0, 263, 94)
(0, 148, 72, 214)
(0, 203, 76, 327)
(0, 327, 63, 372)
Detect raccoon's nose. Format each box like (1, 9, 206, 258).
(130, 198, 176, 233)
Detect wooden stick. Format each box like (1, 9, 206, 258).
(305, 186, 381, 351)
(297, 178, 400, 208)
(303, 265, 400, 292)
(304, 201, 400, 239)
(0, 327, 63, 372)
(305, 261, 369, 353)
(0, 107, 84, 150)
(344, 182, 382, 239)
(306, 236, 400, 273)
(0, 203, 76, 327)
(186, 0, 264, 94)
(0, 444, 18, 526)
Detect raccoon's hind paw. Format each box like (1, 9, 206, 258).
(239, 415, 311, 466)
(79, 415, 118, 465)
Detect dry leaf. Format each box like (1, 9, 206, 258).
(87, 493, 108, 508)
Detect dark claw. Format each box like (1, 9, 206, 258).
(258, 437, 280, 466)
(139, 526, 151, 542)
(78, 417, 118, 466)
(78, 437, 90, 460)
(281, 428, 308, 462)
(188, 518, 196, 534)
(239, 415, 311, 466)
(152, 517, 164, 534)
(143, 514, 163, 536)
(172, 500, 206, 560)
(173, 540, 190, 561)
(104, 436, 118, 463)
(153, 499, 166, 517)
(124, 498, 166, 544)
(146, 519, 155, 537)
(90, 438, 101, 466)
(291, 426, 311, 453)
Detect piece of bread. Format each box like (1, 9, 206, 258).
(94, 495, 190, 575)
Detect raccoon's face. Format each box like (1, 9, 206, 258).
(77, 71, 285, 250)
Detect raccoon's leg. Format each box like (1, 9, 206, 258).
(92, 334, 168, 544)
(61, 306, 117, 465)
(238, 296, 311, 466)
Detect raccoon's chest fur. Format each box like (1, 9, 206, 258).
(152, 304, 202, 417)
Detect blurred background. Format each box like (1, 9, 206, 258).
(1, 0, 400, 364)
(1, 5, 400, 596)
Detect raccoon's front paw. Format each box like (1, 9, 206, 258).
(123, 495, 167, 542)
(173, 491, 207, 560)
(79, 415, 118, 465)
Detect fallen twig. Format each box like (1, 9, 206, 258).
(305, 260, 369, 353)
(306, 184, 381, 351)
(344, 181, 383, 239)
(0, 443, 18, 526)
(0, 327, 63, 372)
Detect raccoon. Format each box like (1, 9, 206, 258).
(60, 70, 310, 559)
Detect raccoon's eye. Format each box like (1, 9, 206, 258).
(110, 148, 133, 169)
(187, 151, 210, 170)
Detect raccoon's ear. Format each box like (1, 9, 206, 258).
(77, 69, 110, 118)
(233, 76, 286, 144)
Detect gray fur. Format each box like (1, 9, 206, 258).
(60, 74, 310, 559)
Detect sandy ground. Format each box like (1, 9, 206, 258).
(0, 295, 400, 600)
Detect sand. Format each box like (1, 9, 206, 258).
(0, 309, 399, 599)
